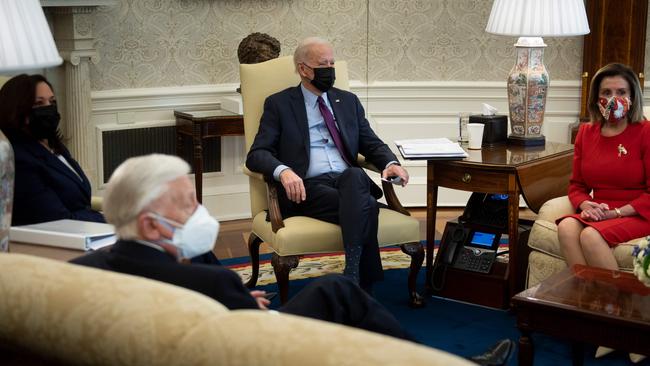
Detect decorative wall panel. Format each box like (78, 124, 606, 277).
(90, 0, 586, 90)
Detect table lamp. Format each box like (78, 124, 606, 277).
(485, 0, 590, 146)
(0, 0, 63, 252)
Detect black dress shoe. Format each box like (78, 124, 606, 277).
(468, 339, 514, 366)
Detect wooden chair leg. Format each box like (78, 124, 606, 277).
(271, 253, 299, 304)
(244, 233, 263, 288)
(401, 242, 426, 308)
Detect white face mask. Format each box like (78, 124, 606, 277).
(149, 205, 219, 259)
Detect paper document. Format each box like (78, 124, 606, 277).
(395, 138, 468, 159)
(10, 219, 117, 251)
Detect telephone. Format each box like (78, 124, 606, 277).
(430, 193, 510, 292)
(430, 220, 503, 291)
(439, 221, 501, 271)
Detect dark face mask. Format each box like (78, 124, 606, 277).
(28, 104, 60, 140)
(307, 65, 336, 93)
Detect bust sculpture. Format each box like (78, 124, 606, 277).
(237, 32, 281, 65)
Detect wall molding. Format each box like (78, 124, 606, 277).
(90, 80, 601, 219)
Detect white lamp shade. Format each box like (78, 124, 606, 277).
(0, 0, 62, 73)
(485, 0, 590, 37)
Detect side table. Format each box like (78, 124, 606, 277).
(174, 110, 244, 202)
(426, 142, 574, 308)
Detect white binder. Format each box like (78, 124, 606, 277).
(10, 219, 117, 251)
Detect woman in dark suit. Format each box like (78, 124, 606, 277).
(0, 74, 104, 225)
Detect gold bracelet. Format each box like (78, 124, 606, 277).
(614, 207, 622, 218)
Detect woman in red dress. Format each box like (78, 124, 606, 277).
(558, 63, 650, 270)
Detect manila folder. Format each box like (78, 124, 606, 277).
(10, 219, 116, 251)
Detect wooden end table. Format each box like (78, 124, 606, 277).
(426, 142, 574, 308)
(174, 110, 244, 202)
(513, 265, 650, 366)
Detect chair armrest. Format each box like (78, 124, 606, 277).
(356, 155, 410, 216)
(266, 182, 285, 233)
(381, 180, 410, 216)
(91, 196, 103, 211)
(357, 154, 380, 173)
(243, 166, 286, 233)
(242, 166, 264, 181)
(537, 196, 575, 222)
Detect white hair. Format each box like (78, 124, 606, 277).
(103, 154, 190, 239)
(293, 37, 332, 72)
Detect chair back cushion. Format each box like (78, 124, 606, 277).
(239, 56, 349, 215)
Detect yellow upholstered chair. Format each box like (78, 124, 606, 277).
(526, 196, 642, 287)
(240, 56, 424, 307)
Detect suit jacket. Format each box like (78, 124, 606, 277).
(70, 240, 259, 310)
(245, 85, 397, 198)
(6, 131, 104, 225)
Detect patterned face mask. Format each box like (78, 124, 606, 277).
(598, 96, 630, 124)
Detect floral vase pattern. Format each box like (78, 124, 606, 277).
(0, 129, 14, 252)
(507, 45, 548, 140)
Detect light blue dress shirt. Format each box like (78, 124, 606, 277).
(273, 84, 349, 180)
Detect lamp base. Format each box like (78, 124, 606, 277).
(507, 134, 545, 146)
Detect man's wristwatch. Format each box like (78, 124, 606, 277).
(614, 207, 622, 218)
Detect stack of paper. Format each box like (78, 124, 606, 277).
(395, 138, 468, 159)
(10, 219, 117, 251)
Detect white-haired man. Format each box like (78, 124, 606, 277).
(70, 154, 412, 338)
(246, 37, 409, 291)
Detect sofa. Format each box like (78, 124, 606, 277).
(0, 253, 472, 366)
(526, 196, 642, 287)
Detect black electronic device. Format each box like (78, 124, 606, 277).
(450, 229, 501, 273)
(430, 220, 505, 291)
(439, 221, 502, 273)
(430, 193, 510, 291)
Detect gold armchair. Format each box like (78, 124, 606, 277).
(240, 56, 425, 307)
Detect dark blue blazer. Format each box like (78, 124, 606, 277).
(246, 85, 397, 198)
(7, 131, 104, 225)
(70, 240, 257, 310)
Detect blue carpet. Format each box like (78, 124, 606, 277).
(236, 266, 648, 366)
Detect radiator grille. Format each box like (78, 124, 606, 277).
(102, 126, 221, 183)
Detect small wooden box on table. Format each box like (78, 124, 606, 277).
(512, 265, 650, 366)
(174, 110, 244, 202)
(426, 142, 574, 308)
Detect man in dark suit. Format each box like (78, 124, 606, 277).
(246, 37, 410, 290)
(70, 154, 412, 340)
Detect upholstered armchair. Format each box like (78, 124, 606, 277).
(526, 196, 642, 287)
(239, 56, 424, 307)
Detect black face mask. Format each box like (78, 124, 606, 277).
(28, 104, 60, 140)
(308, 66, 336, 93)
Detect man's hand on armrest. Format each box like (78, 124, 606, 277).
(382, 163, 409, 187)
(280, 169, 306, 203)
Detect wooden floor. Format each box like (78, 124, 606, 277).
(214, 207, 537, 260)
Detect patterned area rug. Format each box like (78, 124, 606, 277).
(228, 243, 509, 286)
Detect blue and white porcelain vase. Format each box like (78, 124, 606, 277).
(0, 129, 14, 252)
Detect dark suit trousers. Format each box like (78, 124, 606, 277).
(277, 167, 383, 286)
(279, 274, 411, 340)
